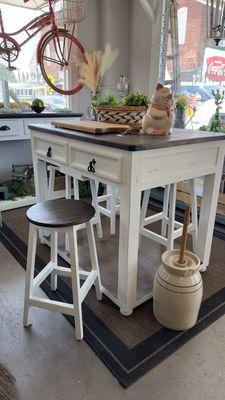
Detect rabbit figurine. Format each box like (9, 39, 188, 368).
(142, 83, 175, 136)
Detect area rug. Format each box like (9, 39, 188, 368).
(1, 207, 225, 388)
(0, 362, 20, 400)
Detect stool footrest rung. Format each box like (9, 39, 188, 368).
(80, 270, 98, 302)
(143, 212, 164, 226)
(140, 227, 168, 246)
(33, 262, 55, 289)
(29, 295, 74, 316)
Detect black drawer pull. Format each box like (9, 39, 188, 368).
(87, 158, 96, 173)
(46, 146, 52, 158)
(0, 125, 10, 131)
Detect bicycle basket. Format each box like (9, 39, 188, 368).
(54, 0, 86, 25)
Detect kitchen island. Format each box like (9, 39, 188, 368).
(29, 123, 225, 316)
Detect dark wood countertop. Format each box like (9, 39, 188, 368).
(0, 112, 82, 119)
(28, 123, 225, 151)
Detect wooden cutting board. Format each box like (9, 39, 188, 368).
(51, 120, 129, 134)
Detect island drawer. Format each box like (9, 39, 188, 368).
(0, 119, 24, 137)
(33, 136, 68, 164)
(69, 144, 123, 183)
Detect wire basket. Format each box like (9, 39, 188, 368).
(54, 0, 86, 25)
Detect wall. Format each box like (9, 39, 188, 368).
(71, 0, 163, 113)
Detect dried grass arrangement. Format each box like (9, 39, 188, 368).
(78, 43, 119, 94)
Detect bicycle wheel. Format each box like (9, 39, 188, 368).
(39, 30, 86, 95)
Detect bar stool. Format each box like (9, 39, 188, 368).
(97, 185, 120, 235)
(47, 165, 103, 238)
(23, 199, 102, 340)
(140, 179, 198, 251)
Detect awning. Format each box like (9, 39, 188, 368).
(0, 0, 48, 9)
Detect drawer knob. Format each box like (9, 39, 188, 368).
(0, 125, 10, 131)
(46, 146, 52, 158)
(87, 158, 96, 173)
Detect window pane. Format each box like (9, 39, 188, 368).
(0, 4, 67, 111)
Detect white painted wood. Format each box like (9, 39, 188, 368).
(167, 183, 177, 249)
(86, 221, 102, 301)
(23, 219, 102, 340)
(23, 223, 38, 327)
(33, 136, 69, 165)
(197, 148, 225, 270)
(161, 185, 170, 237)
(29, 296, 75, 316)
(190, 178, 198, 253)
(69, 226, 83, 340)
(140, 180, 198, 252)
(30, 128, 225, 315)
(69, 143, 123, 183)
(90, 179, 103, 239)
(97, 185, 120, 235)
(50, 232, 58, 290)
(33, 262, 55, 289)
(0, 119, 24, 140)
(117, 153, 142, 316)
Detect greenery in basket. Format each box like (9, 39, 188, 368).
(124, 92, 150, 107)
(95, 92, 150, 108)
(95, 94, 122, 107)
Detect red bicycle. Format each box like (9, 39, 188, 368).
(0, 0, 86, 95)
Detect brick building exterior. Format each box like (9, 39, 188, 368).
(168, 0, 208, 82)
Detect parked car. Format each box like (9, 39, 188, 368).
(180, 84, 213, 102)
(39, 96, 67, 110)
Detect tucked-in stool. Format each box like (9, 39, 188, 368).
(97, 184, 120, 235)
(140, 180, 198, 251)
(23, 199, 102, 340)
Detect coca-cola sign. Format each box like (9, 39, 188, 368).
(205, 56, 225, 82)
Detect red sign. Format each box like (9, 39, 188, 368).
(205, 56, 225, 82)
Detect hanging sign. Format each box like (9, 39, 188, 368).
(202, 46, 225, 83)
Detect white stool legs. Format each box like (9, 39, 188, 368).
(97, 185, 120, 235)
(23, 223, 38, 327)
(140, 180, 198, 251)
(23, 222, 102, 340)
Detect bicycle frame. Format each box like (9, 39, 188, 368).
(0, 0, 56, 50)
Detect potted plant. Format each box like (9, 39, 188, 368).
(174, 95, 191, 129)
(31, 98, 45, 113)
(96, 92, 150, 127)
(200, 89, 225, 133)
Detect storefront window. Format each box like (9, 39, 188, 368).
(167, 0, 225, 130)
(0, 4, 67, 111)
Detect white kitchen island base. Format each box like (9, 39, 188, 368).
(29, 124, 225, 316)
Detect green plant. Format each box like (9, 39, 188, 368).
(208, 89, 225, 132)
(95, 94, 122, 107)
(32, 98, 44, 108)
(175, 95, 190, 110)
(124, 92, 150, 107)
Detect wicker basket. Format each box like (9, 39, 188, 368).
(96, 105, 148, 127)
(54, 0, 86, 25)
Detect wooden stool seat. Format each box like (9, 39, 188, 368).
(26, 199, 95, 228)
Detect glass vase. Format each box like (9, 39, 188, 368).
(174, 108, 186, 129)
(88, 91, 100, 121)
